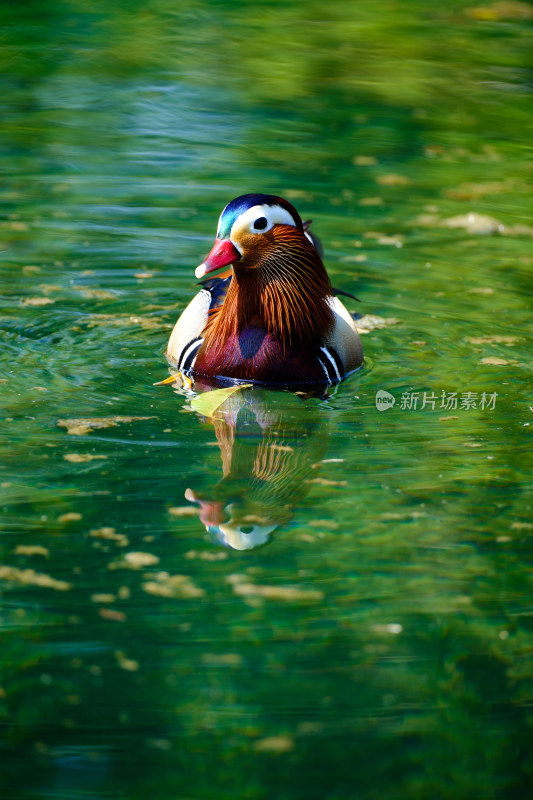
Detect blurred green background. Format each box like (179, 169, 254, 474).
(1, 1, 532, 798)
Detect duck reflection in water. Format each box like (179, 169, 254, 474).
(163, 193, 362, 548)
(183, 383, 330, 550)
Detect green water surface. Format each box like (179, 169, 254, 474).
(1, 1, 532, 798)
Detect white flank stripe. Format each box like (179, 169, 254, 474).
(188, 351, 200, 372)
(179, 338, 202, 372)
(317, 357, 332, 386)
(320, 347, 341, 382)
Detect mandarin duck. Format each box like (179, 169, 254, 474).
(166, 193, 363, 388)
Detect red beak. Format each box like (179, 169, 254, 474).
(195, 238, 241, 279)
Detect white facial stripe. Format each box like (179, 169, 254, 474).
(231, 204, 298, 240)
(217, 209, 224, 237)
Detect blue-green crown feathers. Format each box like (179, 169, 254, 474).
(217, 193, 304, 239)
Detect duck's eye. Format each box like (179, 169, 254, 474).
(253, 216, 268, 231)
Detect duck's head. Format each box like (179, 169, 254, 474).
(195, 193, 307, 280)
